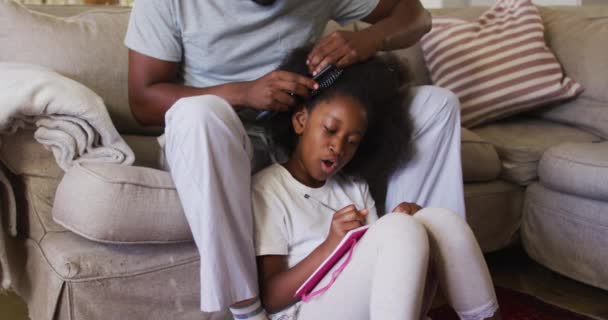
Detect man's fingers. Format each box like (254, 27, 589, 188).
(276, 71, 317, 90)
(269, 91, 293, 111)
(273, 80, 311, 99)
(308, 35, 343, 73)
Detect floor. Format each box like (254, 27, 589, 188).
(1, 245, 607, 319)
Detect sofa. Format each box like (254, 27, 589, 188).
(0, 2, 606, 319)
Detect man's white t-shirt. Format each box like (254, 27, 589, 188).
(124, 0, 379, 88)
(252, 163, 378, 268)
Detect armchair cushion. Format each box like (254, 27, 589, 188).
(539, 141, 608, 202)
(52, 162, 190, 244)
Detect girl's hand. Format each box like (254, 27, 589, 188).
(392, 202, 422, 216)
(307, 30, 379, 76)
(241, 70, 317, 111)
(324, 205, 368, 249)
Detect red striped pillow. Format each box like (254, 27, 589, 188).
(421, 0, 583, 128)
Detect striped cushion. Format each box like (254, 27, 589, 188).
(421, 0, 583, 128)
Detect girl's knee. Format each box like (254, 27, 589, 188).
(372, 213, 428, 244)
(415, 208, 477, 245)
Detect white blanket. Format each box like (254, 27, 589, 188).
(0, 62, 135, 289)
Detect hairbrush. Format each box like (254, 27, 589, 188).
(255, 64, 344, 121)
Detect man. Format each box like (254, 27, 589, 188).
(125, 0, 464, 318)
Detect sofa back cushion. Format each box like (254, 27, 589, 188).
(430, 5, 608, 138)
(422, 0, 584, 128)
(0, 1, 161, 135)
(534, 8, 608, 139)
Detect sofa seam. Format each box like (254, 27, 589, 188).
(526, 194, 608, 228)
(52, 218, 192, 245)
(60, 257, 201, 283)
(543, 149, 608, 169)
(37, 233, 200, 282)
(77, 164, 176, 189)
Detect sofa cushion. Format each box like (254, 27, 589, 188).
(522, 183, 608, 291)
(0, 130, 162, 178)
(534, 8, 608, 139)
(460, 128, 501, 182)
(52, 162, 189, 244)
(538, 141, 608, 202)
(473, 117, 601, 185)
(464, 181, 524, 253)
(0, 0, 160, 135)
(40, 231, 198, 280)
(420, 0, 583, 128)
(0, 129, 63, 179)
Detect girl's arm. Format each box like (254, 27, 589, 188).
(257, 205, 368, 313)
(257, 243, 332, 313)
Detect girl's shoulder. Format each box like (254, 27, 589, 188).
(252, 163, 285, 189)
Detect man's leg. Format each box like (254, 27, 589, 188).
(386, 86, 465, 217)
(164, 95, 259, 313)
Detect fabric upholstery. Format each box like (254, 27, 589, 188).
(461, 128, 501, 182)
(534, 8, 608, 139)
(12, 231, 230, 320)
(538, 141, 608, 202)
(464, 181, 524, 253)
(0, 129, 63, 178)
(0, 0, 160, 135)
(522, 183, 608, 291)
(52, 162, 188, 244)
(420, 0, 583, 128)
(473, 117, 601, 185)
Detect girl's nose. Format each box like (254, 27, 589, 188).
(330, 141, 344, 156)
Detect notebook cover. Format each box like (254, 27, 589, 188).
(294, 225, 369, 299)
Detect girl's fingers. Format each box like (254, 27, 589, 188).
(336, 220, 363, 234)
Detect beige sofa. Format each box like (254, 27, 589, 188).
(0, 2, 606, 319)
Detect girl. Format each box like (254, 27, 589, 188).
(251, 47, 500, 320)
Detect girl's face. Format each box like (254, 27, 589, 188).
(287, 94, 368, 187)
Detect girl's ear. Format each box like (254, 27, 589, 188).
(292, 108, 308, 135)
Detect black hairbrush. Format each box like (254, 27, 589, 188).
(256, 65, 344, 121)
(310, 64, 343, 96)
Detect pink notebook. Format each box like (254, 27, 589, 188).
(294, 225, 369, 300)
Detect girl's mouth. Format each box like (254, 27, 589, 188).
(320, 159, 338, 175)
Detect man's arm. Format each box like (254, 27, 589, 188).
(128, 50, 248, 126)
(128, 50, 317, 126)
(362, 0, 432, 51)
(307, 0, 431, 75)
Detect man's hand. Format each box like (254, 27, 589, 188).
(392, 202, 422, 215)
(241, 70, 318, 111)
(307, 30, 379, 76)
(324, 205, 368, 249)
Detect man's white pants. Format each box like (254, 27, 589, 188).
(163, 86, 465, 312)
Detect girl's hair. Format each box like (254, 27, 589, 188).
(269, 46, 413, 209)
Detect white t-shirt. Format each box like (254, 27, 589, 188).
(252, 163, 378, 268)
(124, 0, 379, 88)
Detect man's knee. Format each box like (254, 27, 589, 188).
(165, 95, 240, 130)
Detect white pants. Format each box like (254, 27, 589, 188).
(163, 86, 465, 312)
(297, 210, 498, 320)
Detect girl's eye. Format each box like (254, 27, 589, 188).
(349, 139, 360, 146)
(324, 126, 337, 134)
